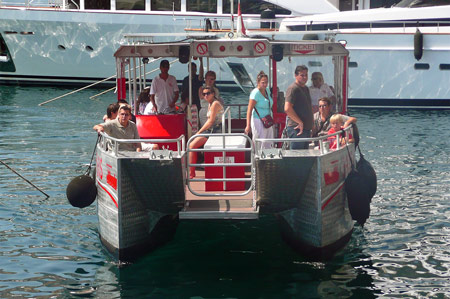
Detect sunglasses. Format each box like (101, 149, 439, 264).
(203, 92, 212, 96)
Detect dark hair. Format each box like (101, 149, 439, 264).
(137, 88, 150, 104)
(205, 70, 216, 79)
(256, 71, 268, 83)
(106, 103, 120, 118)
(160, 59, 169, 68)
(318, 97, 331, 106)
(118, 99, 128, 104)
(294, 65, 308, 75)
(202, 86, 215, 95)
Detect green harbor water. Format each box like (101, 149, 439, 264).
(0, 85, 449, 298)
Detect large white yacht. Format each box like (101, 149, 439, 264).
(0, 0, 336, 87)
(279, 0, 450, 108)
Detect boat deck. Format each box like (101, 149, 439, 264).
(181, 170, 257, 220)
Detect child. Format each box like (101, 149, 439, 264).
(327, 114, 353, 150)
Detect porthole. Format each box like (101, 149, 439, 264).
(58, 45, 66, 50)
(85, 45, 94, 52)
(414, 63, 429, 70)
(349, 62, 358, 68)
(439, 64, 450, 70)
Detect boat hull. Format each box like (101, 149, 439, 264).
(95, 147, 185, 261)
(256, 146, 355, 259)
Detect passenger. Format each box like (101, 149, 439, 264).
(103, 103, 120, 122)
(309, 72, 336, 113)
(327, 113, 354, 149)
(93, 105, 142, 152)
(118, 99, 136, 123)
(312, 97, 357, 138)
(198, 70, 222, 126)
(137, 87, 151, 114)
(145, 59, 179, 114)
(181, 59, 204, 111)
(244, 71, 274, 149)
(189, 86, 224, 179)
(284, 65, 314, 149)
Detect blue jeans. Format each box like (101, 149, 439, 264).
(286, 126, 311, 150)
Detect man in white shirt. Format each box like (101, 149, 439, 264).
(145, 60, 179, 114)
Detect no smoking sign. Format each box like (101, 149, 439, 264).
(254, 42, 266, 54)
(196, 43, 208, 55)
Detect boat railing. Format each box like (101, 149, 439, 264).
(186, 133, 254, 197)
(183, 16, 282, 32)
(98, 132, 186, 157)
(255, 125, 354, 155)
(224, 103, 247, 120)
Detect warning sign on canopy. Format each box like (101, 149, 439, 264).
(291, 44, 316, 54)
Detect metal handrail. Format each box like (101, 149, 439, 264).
(186, 133, 254, 197)
(255, 125, 354, 155)
(98, 132, 185, 156)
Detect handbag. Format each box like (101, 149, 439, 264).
(254, 90, 274, 128)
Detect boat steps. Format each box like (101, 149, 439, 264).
(180, 170, 258, 220)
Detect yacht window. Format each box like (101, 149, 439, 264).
(117, 0, 145, 10)
(394, 0, 450, 8)
(349, 62, 358, 68)
(308, 61, 322, 67)
(223, 0, 290, 14)
(439, 64, 450, 70)
(414, 63, 430, 70)
(187, 0, 217, 12)
(85, 0, 110, 9)
(151, 0, 181, 11)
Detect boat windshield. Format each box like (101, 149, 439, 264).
(394, 0, 450, 8)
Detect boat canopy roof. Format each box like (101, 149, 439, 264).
(113, 36, 349, 59)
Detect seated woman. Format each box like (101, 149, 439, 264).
(189, 86, 224, 179)
(327, 113, 353, 150)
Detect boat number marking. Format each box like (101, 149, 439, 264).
(196, 43, 208, 55)
(254, 42, 266, 54)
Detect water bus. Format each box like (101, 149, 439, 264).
(93, 31, 358, 261)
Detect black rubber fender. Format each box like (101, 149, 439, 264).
(414, 28, 423, 61)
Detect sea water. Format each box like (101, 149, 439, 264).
(0, 85, 449, 298)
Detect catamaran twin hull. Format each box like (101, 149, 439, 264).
(95, 139, 355, 261)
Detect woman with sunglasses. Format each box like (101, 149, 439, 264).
(189, 86, 224, 179)
(244, 71, 274, 149)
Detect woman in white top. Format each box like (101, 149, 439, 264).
(189, 86, 224, 179)
(308, 72, 335, 113)
(244, 71, 274, 149)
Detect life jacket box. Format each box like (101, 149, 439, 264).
(204, 136, 246, 191)
(136, 114, 186, 151)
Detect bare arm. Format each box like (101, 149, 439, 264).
(343, 116, 357, 128)
(198, 58, 204, 81)
(93, 124, 104, 133)
(245, 99, 257, 135)
(284, 101, 304, 135)
(150, 94, 157, 113)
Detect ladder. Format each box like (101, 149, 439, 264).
(179, 133, 258, 220)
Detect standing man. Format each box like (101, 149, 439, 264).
(284, 65, 314, 149)
(145, 60, 179, 114)
(181, 59, 204, 111)
(93, 105, 142, 152)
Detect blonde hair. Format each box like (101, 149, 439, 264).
(330, 113, 344, 124)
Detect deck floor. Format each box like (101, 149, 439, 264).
(181, 170, 257, 218)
